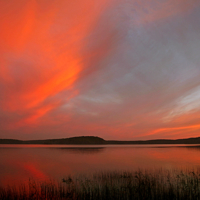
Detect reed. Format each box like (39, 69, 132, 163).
(1, 168, 200, 199)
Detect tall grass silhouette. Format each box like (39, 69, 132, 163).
(1, 168, 200, 199)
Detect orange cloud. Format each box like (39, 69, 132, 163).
(0, 0, 113, 129)
(1, 0, 199, 140)
(147, 124, 200, 138)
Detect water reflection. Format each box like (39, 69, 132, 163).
(1, 144, 200, 187)
(50, 147, 105, 154)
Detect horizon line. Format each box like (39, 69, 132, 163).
(1, 135, 200, 141)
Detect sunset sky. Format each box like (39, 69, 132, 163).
(1, 0, 200, 140)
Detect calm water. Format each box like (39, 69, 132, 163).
(1, 144, 200, 186)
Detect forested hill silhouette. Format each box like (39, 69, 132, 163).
(0, 136, 106, 145)
(25, 136, 106, 144)
(1, 136, 200, 145)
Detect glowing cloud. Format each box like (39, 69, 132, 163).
(0, 0, 200, 140)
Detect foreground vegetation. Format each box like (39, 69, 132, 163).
(1, 169, 200, 200)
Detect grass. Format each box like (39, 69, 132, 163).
(1, 169, 200, 199)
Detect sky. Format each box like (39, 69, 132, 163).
(1, 0, 200, 140)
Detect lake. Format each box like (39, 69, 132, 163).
(1, 144, 200, 187)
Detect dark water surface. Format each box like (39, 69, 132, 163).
(1, 144, 200, 186)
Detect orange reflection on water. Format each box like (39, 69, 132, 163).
(1, 145, 200, 187)
(23, 163, 47, 180)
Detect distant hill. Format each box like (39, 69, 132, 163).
(0, 139, 23, 144)
(1, 136, 200, 145)
(0, 136, 106, 145)
(25, 136, 106, 145)
(106, 137, 200, 145)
